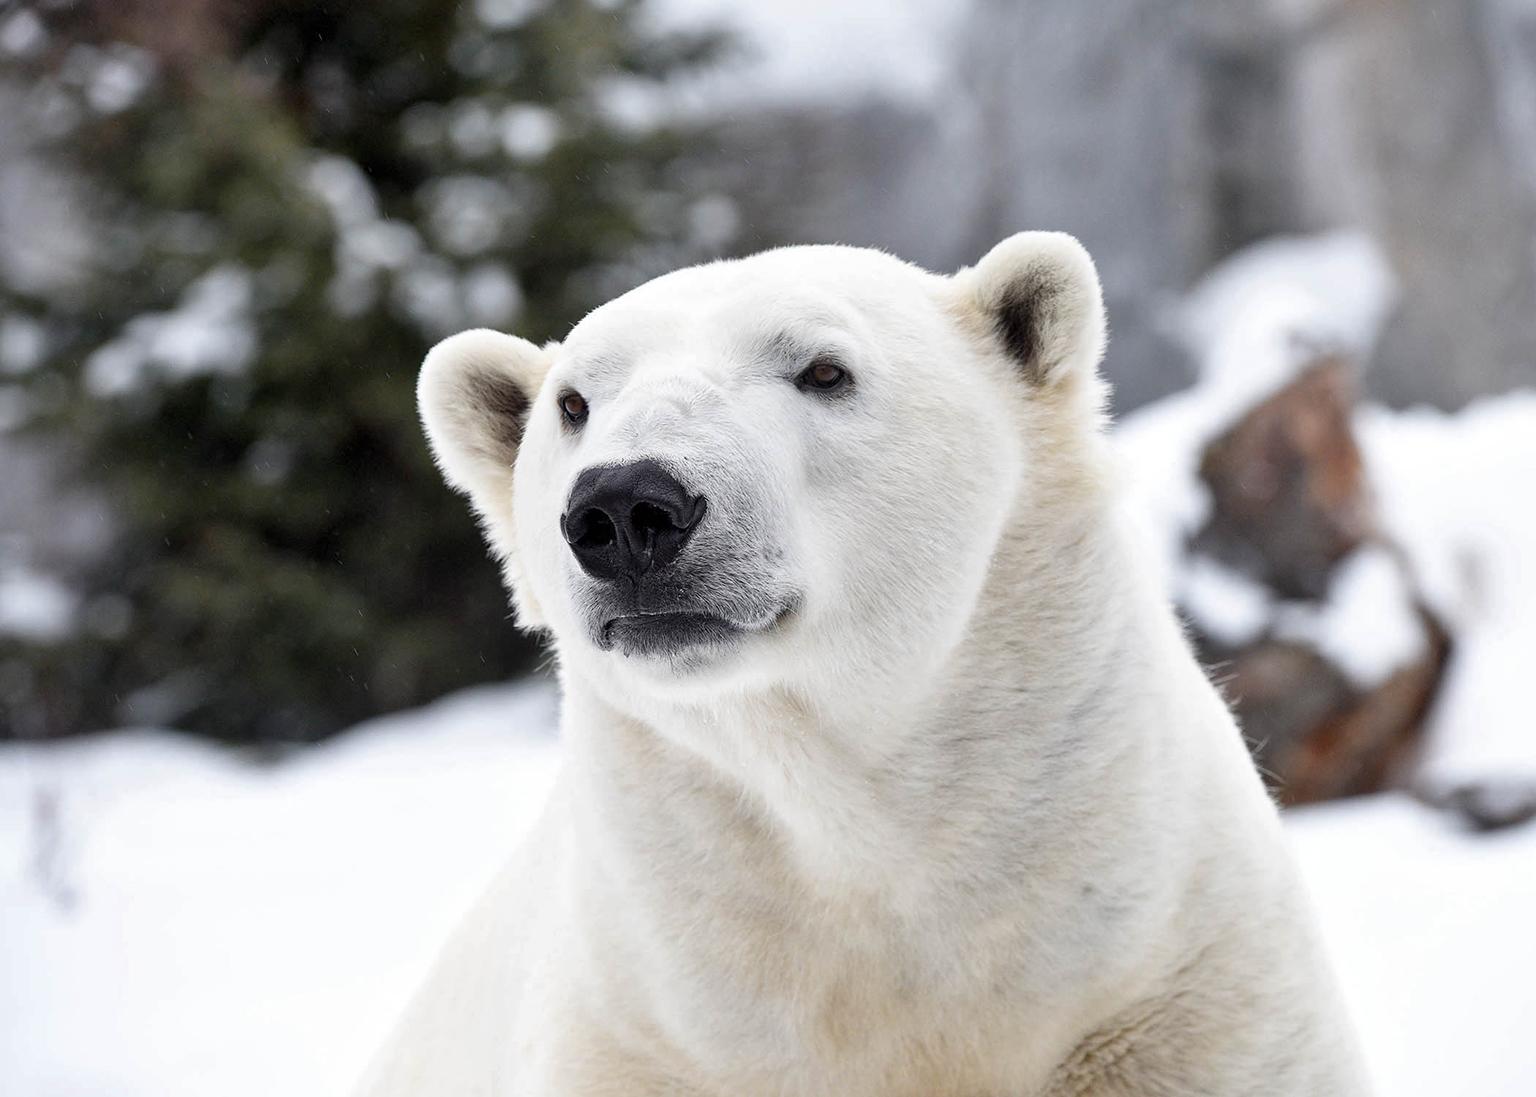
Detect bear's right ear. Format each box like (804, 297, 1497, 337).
(418, 328, 551, 510)
(952, 231, 1107, 388)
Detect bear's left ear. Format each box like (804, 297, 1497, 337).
(953, 231, 1107, 387)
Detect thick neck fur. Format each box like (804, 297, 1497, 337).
(558, 410, 1204, 926)
(542, 415, 1233, 1092)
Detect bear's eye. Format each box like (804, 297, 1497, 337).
(795, 357, 850, 394)
(559, 390, 589, 427)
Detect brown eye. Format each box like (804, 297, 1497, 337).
(559, 391, 588, 426)
(796, 357, 850, 393)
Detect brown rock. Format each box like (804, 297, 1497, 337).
(1185, 355, 1451, 805)
(1196, 357, 1373, 600)
(1216, 611, 1451, 806)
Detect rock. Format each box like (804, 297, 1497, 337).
(1183, 354, 1451, 805)
(1414, 779, 1536, 834)
(1217, 616, 1450, 805)
(1195, 357, 1371, 600)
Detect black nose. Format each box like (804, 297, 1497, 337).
(561, 459, 706, 582)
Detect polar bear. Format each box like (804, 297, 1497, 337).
(355, 233, 1369, 1096)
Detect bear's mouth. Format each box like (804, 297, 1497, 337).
(600, 611, 743, 657)
(597, 598, 799, 659)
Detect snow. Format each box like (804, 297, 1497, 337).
(500, 104, 562, 161)
(305, 155, 424, 319)
(1121, 229, 1536, 775)
(0, 314, 45, 374)
(1357, 394, 1536, 782)
(461, 263, 525, 329)
(420, 175, 517, 257)
(1177, 553, 1272, 647)
(1288, 795, 1536, 1097)
(1117, 233, 1397, 595)
(447, 99, 502, 158)
(81, 45, 155, 115)
(0, 682, 562, 1097)
(1273, 545, 1427, 689)
(83, 266, 257, 396)
(473, 0, 547, 32)
(304, 155, 522, 334)
(2, 681, 1533, 1096)
(0, 562, 77, 642)
(0, 9, 46, 59)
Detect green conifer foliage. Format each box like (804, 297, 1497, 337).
(0, 0, 730, 741)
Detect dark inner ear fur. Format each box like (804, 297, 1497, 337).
(994, 268, 1065, 385)
(463, 366, 531, 465)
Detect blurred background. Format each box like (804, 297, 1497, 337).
(1, 0, 1533, 1094)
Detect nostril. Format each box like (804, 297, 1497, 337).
(630, 500, 679, 538)
(567, 508, 617, 548)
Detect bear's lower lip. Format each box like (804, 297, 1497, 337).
(601, 612, 743, 657)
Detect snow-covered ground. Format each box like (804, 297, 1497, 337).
(0, 684, 563, 1097)
(1, 676, 1533, 1097)
(1289, 797, 1536, 1097)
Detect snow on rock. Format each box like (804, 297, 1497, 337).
(1170, 444, 1432, 693)
(1120, 227, 1536, 802)
(1177, 552, 1272, 648)
(0, 681, 562, 1097)
(1178, 230, 1397, 373)
(1357, 393, 1536, 782)
(1118, 233, 1396, 591)
(1273, 545, 1428, 690)
(1124, 234, 1392, 539)
(1119, 231, 1429, 688)
(1118, 231, 1454, 803)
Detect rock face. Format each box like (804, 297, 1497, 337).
(1221, 627, 1449, 805)
(1183, 356, 1450, 804)
(1195, 358, 1371, 600)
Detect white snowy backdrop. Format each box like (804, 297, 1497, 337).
(5, 1, 1536, 1095)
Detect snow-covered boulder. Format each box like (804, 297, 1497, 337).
(1120, 233, 1449, 804)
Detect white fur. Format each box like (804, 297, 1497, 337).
(358, 233, 1369, 1096)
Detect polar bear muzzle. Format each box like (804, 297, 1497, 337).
(559, 458, 786, 658)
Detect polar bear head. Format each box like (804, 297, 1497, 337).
(419, 232, 1108, 711)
